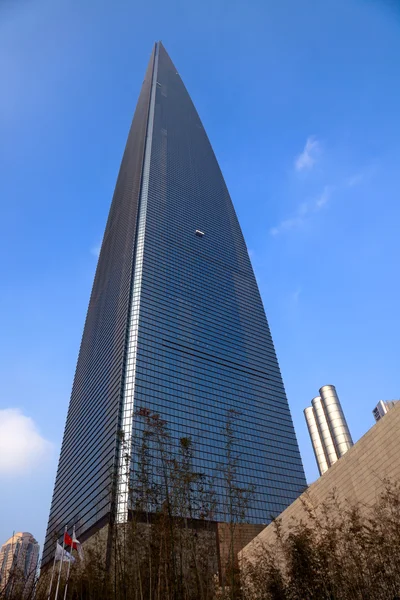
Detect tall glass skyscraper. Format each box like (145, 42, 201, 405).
(43, 42, 306, 565)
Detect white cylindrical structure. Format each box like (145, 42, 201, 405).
(320, 385, 353, 457)
(304, 406, 329, 475)
(311, 395, 338, 467)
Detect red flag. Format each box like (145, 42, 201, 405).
(64, 531, 77, 550)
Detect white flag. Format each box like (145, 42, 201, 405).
(72, 528, 84, 561)
(55, 542, 75, 563)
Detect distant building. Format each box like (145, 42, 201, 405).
(304, 385, 353, 475)
(241, 400, 400, 564)
(372, 399, 400, 422)
(0, 532, 39, 597)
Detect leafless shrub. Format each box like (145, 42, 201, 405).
(241, 480, 400, 600)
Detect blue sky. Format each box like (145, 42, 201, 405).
(1, 0, 399, 550)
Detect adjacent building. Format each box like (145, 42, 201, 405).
(304, 385, 353, 475)
(42, 42, 306, 565)
(241, 400, 400, 564)
(0, 532, 39, 596)
(372, 399, 399, 422)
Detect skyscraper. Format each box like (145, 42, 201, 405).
(0, 532, 39, 596)
(43, 42, 306, 565)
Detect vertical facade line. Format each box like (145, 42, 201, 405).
(116, 44, 159, 523)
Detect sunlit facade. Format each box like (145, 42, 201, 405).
(0, 532, 39, 595)
(43, 42, 306, 565)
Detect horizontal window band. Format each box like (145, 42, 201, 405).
(162, 338, 272, 382)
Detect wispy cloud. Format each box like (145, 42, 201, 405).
(295, 136, 321, 172)
(0, 409, 52, 475)
(270, 162, 377, 236)
(91, 244, 101, 258)
(270, 185, 333, 236)
(345, 165, 377, 188)
(346, 173, 365, 187)
(292, 287, 301, 304)
(315, 185, 332, 208)
(270, 216, 304, 236)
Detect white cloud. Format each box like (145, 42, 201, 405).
(298, 202, 309, 216)
(295, 136, 321, 172)
(346, 165, 377, 188)
(346, 173, 365, 187)
(0, 409, 52, 475)
(90, 244, 101, 258)
(270, 185, 333, 236)
(270, 216, 304, 236)
(292, 288, 301, 304)
(315, 185, 332, 208)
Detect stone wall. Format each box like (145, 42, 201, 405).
(240, 401, 400, 564)
(217, 523, 265, 575)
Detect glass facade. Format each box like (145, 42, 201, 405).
(43, 42, 306, 565)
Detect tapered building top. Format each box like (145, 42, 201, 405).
(43, 42, 306, 565)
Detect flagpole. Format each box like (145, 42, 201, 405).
(72, 527, 83, 562)
(46, 542, 58, 600)
(62, 526, 74, 600)
(54, 527, 67, 600)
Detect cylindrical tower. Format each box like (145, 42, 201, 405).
(304, 406, 329, 475)
(311, 396, 338, 467)
(320, 385, 353, 457)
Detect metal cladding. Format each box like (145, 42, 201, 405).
(305, 386, 354, 475)
(319, 385, 353, 457)
(311, 396, 338, 467)
(304, 407, 329, 475)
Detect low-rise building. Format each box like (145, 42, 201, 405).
(240, 401, 400, 564)
(372, 399, 399, 422)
